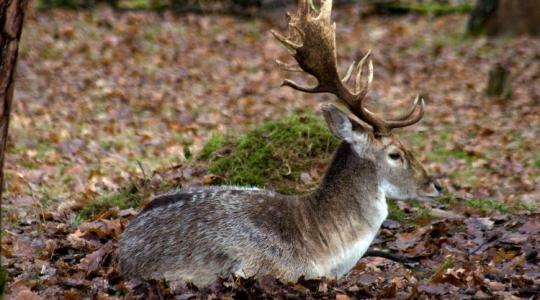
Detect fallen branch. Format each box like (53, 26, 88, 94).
(364, 250, 419, 265)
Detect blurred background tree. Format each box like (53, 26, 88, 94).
(0, 0, 29, 199)
(467, 0, 540, 36)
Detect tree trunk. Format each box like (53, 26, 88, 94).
(468, 0, 540, 36)
(485, 63, 512, 99)
(486, 0, 540, 36)
(466, 0, 497, 35)
(0, 0, 28, 200)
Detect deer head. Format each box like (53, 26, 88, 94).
(272, 0, 442, 201)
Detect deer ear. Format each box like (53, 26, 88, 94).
(321, 104, 354, 142)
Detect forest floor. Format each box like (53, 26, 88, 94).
(2, 3, 540, 299)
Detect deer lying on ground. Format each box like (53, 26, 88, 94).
(119, 0, 442, 287)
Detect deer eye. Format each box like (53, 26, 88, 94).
(389, 152, 401, 160)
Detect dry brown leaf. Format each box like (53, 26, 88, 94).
(79, 219, 122, 240)
(78, 241, 114, 275)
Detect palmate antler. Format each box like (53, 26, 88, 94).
(272, 0, 424, 137)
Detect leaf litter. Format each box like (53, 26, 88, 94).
(2, 3, 540, 299)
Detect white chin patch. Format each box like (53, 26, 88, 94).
(380, 180, 406, 199)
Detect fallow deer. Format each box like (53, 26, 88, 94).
(119, 0, 442, 287)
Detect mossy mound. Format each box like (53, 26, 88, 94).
(200, 114, 340, 194)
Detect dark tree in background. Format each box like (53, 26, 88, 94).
(468, 0, 540, 36)
(0, 0, 28, 199)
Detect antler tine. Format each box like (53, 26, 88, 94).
(387, 97, 425, 129)
(272, 30, 303, 53)
(389, 95, 420, 121)
(282, 79, 323, 93)
(342, 50, 370, 85)
(354, 52, 372, 95)
(342, 59, 357, 84)
(318, 0, 333, 21)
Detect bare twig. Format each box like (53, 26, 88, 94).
(364, 250, 419, 265)
(136, 160, 149, 201)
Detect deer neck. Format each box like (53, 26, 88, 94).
(314, 141, 387, 215)
(296, 142, 388, 277)
(307, 141, 388, 236)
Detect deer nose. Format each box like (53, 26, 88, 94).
(433, 181, 443, 193)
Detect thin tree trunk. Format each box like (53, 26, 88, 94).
(0, 0, 28, 200)
(485, 0, 540, 36)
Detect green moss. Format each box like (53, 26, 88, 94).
(200, 134, 226, 161)
(78, 184, 144, 219)
(201, 114, 339, 194)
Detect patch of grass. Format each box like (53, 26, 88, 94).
(387, 2, 473, 15)
(388, 199, 407, 223)
(100, 138, 130, 152)
(78, 177, 184, 220)
(387, 199, 433, 226)
(119, 0, 168, 10)
(407, 129, 477, 189)
(406, 131, 427, 148)
(427, 129, 475, 164)
(407, 128, 475, 163)
(437, 193, 509, 215)
(200, 113, 339, 194)
(413, 202, 433, 225)
(78, 184, 144, 219)
(69, 212, 84, 228)
(465, 198, 508, 214)
(516, 201, 537, 212)
(428, 147, 474, 164)
(451, 168, 478, 187)
(442, 255, 454, 269)
(533, 153, 540, 169)
(435, 192, 458, 207)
